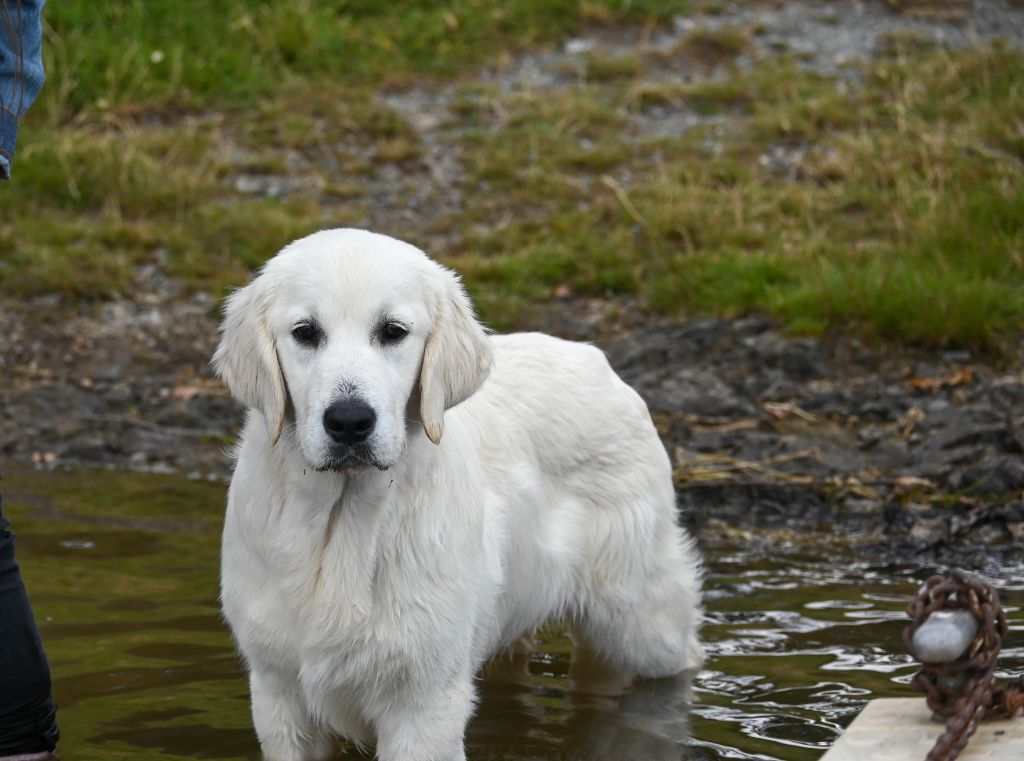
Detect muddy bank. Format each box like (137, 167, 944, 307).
(551, 306, 1024, 560)
(1, 291, 1021, 558)
(604, 316, 1024, 561)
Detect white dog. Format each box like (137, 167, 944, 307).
(213, 228, 702, 761)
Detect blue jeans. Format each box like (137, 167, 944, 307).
(0, 1, 60, 752)
(0, 0, 46, 179)
(0, 493, 60, 755)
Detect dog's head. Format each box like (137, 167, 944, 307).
(213, 229, 493, 471)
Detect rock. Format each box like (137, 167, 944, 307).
(964, 522, 1013, 546)
(742, 332, 825, 381)
(921, 424, 1020, 455)
(911, 609, 978, 664)
(841, 496, 877, 515)
(643, 367, 756, 417)
(948, 455, 1024, 494)
(910, 516, 948, 544)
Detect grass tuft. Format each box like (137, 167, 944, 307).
(677, 25, 753, 64)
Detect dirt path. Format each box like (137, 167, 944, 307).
(2, 0, 1022, 556)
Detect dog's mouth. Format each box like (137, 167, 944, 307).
(316, 443, 390, 472)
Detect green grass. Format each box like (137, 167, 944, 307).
(451, 43, 1024, 350)
(36, 0, 686, 119)
(2, 2, 1023, 353)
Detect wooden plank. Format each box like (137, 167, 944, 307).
(822, 698, 1024, 760)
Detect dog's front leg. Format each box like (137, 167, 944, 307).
(374, 675, 475, 761)
(250, 668, 336, 761)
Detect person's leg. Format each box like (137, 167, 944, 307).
(1, 3, 58, 750)
(0, 489, 60, 759)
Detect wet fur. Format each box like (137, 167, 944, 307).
(214, 229, 702, 761)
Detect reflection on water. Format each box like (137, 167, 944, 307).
(3, 464, 1022, 761)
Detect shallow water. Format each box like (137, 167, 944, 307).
(4, 464, 1022, 761)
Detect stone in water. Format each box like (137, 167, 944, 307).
(911, 609, 978, 664)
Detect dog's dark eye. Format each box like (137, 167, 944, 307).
(381, 322, 408, 344)
(292, 322, 321, 346)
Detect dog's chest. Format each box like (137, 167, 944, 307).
(227, 520, 370, 647)
(223, 505, 459, 700)
(241, 585, 409, 681)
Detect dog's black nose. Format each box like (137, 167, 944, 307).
(323, 400, 376, 444)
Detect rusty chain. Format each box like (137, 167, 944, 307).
(903, 569, 1024, 761)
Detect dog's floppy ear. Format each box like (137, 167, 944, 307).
(420, 267, 493, 445)
(212, 280, 287, 444)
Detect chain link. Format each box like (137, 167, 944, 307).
(903, 569, 1024, 761)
